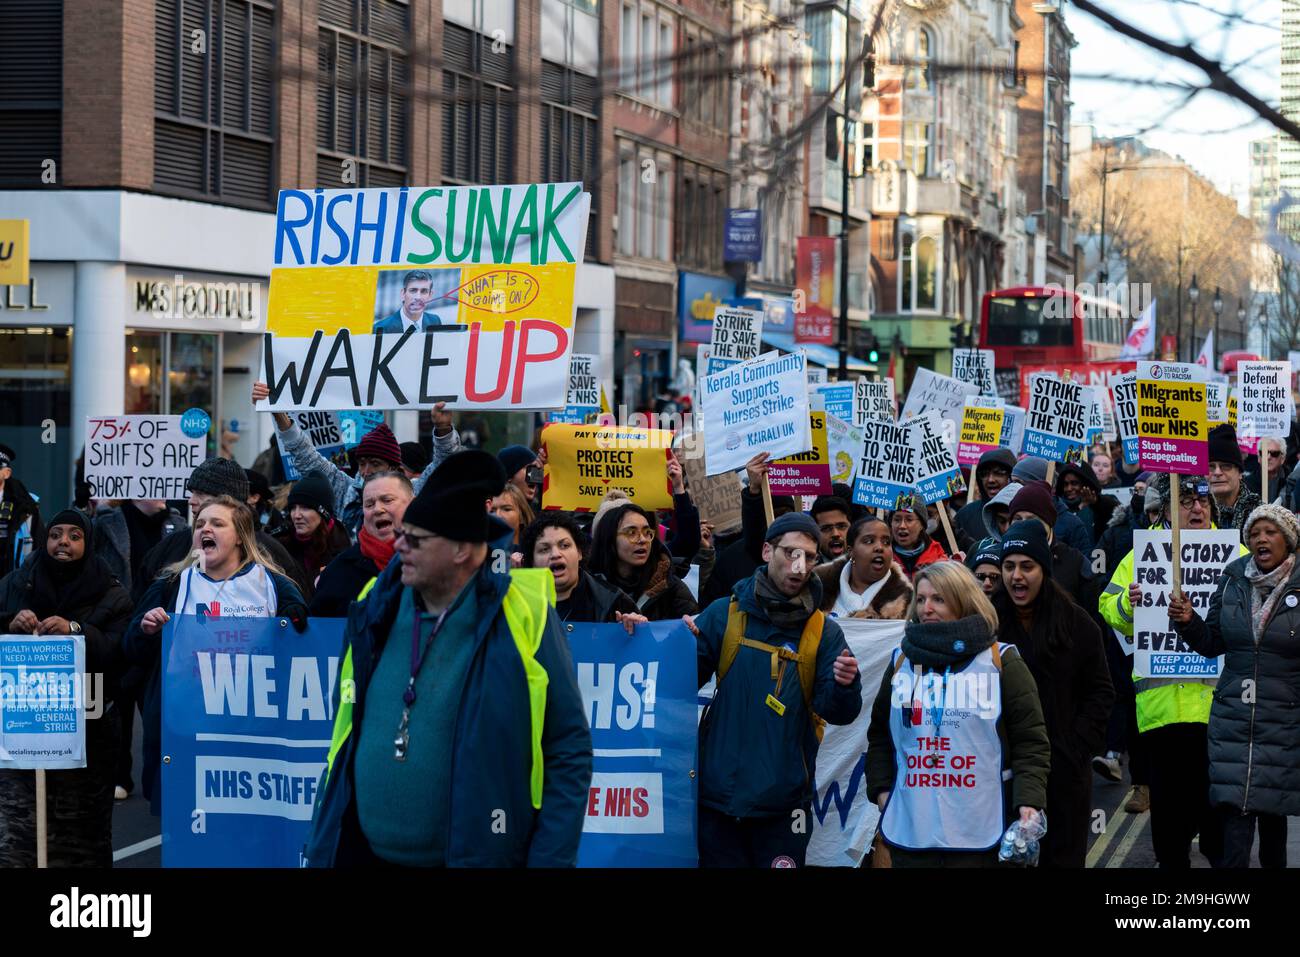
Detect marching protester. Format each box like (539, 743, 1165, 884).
(977, 482, 1023, 542)
(1244, 427, 1296, 503)
(1099, 475, 1246, 865)
(1169, 504, 1300, 868)
(488, 482, 535, 552)
(0, 443, 43, 580)
(134, 457, 310, 599)
(399, 441, 429, 482)
(1206, 425, 1261, 538)
(124, 497, 309, 816)
(687, 511, 862, 866)
(311, 472, 414, 618)
(92, 498, 185, 801)
(1011, 457, 1093, 553)
(521, 512, 646, 632)
(250, 382, 462, 531)
(699, 453, 796, 606)
(245, 467, 287, 536)
(813, 515, 912, 619)
(952, 448, 1016, 545)
(889, 496, 948, 576)
(498, 443, 542, 501)
(865, 561, 1051, 867)
(993, 521, 1114, 867)
(0, 510, 131, 866)
(1090, 451, 1122, 490)
(1055, 461, 1118, 548)
(305, 451, 592, 867)
(965, 539, 1005, 599)
(1005, 481, 1095, 600)
(810, 495, 853, 561)
(275, 471, 352, 600)
(588, 501, 698, 620)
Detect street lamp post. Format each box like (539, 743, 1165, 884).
(1211, 286, 1222, 369)
(1187, 274, 1200, 363)
(836, 0, 853, 381)
(1260, 302, 1270, 360)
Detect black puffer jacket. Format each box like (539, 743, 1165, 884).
(309, 543, 380, 618)
(1174, 554, 1300, 817)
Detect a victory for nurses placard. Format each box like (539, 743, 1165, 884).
(1137, 361, 1208, 475)
(259, 184, 591, 412)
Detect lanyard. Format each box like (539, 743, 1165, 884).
(405, 604, 451, 708)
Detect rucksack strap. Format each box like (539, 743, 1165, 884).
(718, 599, 826, 740)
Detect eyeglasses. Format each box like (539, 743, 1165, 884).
(1268, 450, 1285, 460)
(617, 526, 655, 543)
(395, 527, 439, 547)
(974, 572, 1000, 584)
(1178, 496, 1211, 511)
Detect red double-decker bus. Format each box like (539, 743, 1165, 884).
(980, 286, 1084, 402)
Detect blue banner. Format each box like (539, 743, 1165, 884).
(162, 615, 344, 867)
(569, 621, 698, 868)
(1023, 428, 1085, 463)
(547, 406, 600, 424)
(816, 383, 855, 423)
(724, 209, 763, 262)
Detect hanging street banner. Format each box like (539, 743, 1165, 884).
(700, 351, 811, 475)
(814, 382, 855, 424)
(1132, 530, 1240, 679)
(957, 397, 1006, 467)
(1023, 374, 1089, 464)
(570, 621, 698, 868)
(794, 236, 835, 344)
(826, 413, 864, 487)
(854, 378, 895, 427)
(0, 635, 86, 769)
(258, 183, 591, 411)
(1137, 361, 1208, 475)
(900, 368, 978, 442)
(999, 404, 1027, 456)
(84, 414, 207, 500)
(912, 409, 966, 504)
(161, 615, 344, 867)
(723, 208, 763, 262)
(547, 353, 603, 425)
(807, 619, 905, 867)
(1237, 360, 1293, 455)
(767, 403, 832, 497)
(277, 409, 385, 481)
(705, 306, 764, 377)
(541, 424, 674, 512)
(951, 349, 996, 397)
(852, 419, 915, 511)
(1110, 371, 1140, 465)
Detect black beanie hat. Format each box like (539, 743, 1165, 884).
(1000, 520, 1053, 576)
(188, 457, 250, 500)
(1207, 424, 1244, 470)
(400, 441, 430, 474)
(288, 472, 335, 522)
(245, 468, 272, 501)
(965, 538, 1003, 571)
(403, 450, 506, 543)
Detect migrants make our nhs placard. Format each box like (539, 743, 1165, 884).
(259, 183, 591, 412)
(1132, 530, 1239, 679)
(1023, 374, 1089, 464)
(852, 419, 915, 511)
(161, 615, 345, 867)
(84, 415, 207, 500)
(1137, 361, 1208, 475)
(957, 397, 1005, 467)
(0, 635, 86, 769)
(569, 621, 697, 868)
(701, 351, 811, 476)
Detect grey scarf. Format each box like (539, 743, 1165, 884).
(1244, 554, 1295, 644)
(753, 567, 816, 631)
(901, 615, 996, 670)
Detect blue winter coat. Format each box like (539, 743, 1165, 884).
(304, 520, 593, 867)
(695, 570, 862, 818)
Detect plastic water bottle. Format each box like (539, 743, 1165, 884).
(998, 810, 1047, 866)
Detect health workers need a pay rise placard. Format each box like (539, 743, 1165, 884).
(258, 183, 591, 413)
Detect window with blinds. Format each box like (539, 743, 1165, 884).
(317, 0, 410, 188)
(154, 0, 276, 208)
(0, 0, 61, 187)
(540, 61, 598, 259)
(441, 22, 515, 187)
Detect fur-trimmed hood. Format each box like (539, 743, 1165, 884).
(812, 555, 913, 619)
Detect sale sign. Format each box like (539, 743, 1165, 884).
(795, 236, 835, 344)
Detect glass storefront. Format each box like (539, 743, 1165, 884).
(0, 326, 72, 511)
(124, 329, 219, 456)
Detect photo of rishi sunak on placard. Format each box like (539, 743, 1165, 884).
(372, 267, 461, 333)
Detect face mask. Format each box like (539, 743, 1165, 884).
(926, 518, 939, 536)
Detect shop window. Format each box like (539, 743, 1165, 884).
(126, 332, 165, 414)
(124, 330, 219, 455)
(0, 326, 71, 514)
